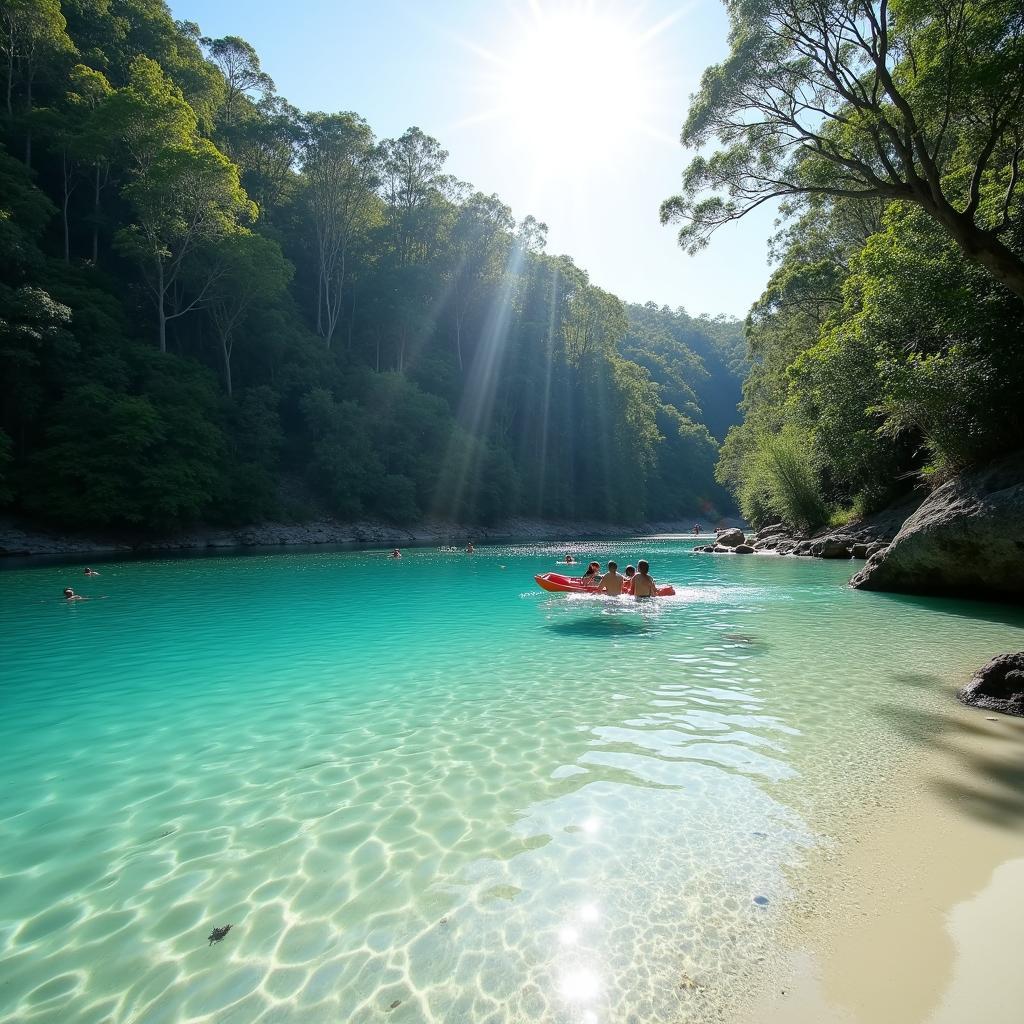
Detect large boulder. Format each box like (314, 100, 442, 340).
(851, 453, 1024, 600)
(735, 544, 755, 554)
(716, 527, 746, 548)
(958, 653, 1024, 717)
(816, 535, 853, 558)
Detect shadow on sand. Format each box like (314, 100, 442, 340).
(874, 672, 1024, 832)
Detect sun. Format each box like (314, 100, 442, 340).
(471, 4, 670, 173)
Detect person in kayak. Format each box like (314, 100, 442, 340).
(580, 562, 602, 586)
(598, 561, 625, 595)
(630, 560, 658, 598)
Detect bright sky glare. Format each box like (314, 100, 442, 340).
(168, 0, 778, 318)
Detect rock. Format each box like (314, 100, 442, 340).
(958, 653, 1024, 717)
(755, 523, 786, 540)
(851, 453, 1024, 600)
(851, 542, 869, 559)
(735, 544, 755, 554)
(775, 541, 797, 555)
(712, 544, 732, 553)
(716, 527, 746, 548)
(865, 541, 888, 558)
(818, 535, 853, 558)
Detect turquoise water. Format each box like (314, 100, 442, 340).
(2, 541, 1023, 1024)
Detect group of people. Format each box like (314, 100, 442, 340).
(63, 567, 100, 600)
(568, 557, 659, 597)
(389, 541, 475, 559)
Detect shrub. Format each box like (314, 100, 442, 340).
(737, 426, 828, 531)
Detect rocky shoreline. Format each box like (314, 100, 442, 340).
(689, 518, 901, 562)
(0, 515, 742, 560)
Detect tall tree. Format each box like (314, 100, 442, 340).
(300, 111, 378, 346)
(203, 231, 291, 395)
(1, 0, 75, 166)
(663, 0, 1024, 300)
(106, 55, 254, 352)
(200, 34, 274, 134)
(379, 126, 451, 266)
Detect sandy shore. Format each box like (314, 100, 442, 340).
(741, 697, 1024, 1024)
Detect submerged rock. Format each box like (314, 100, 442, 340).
(958, 653, 1024, 717)
(851, 453, 1024, 600)
(207, 923, 232, 945)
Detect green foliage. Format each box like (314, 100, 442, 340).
(736, 426, 829, 532)
(0, 0, 746, 533)
(663, 0, 1024, 301)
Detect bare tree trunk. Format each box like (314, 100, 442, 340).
(92, 164, 101, 265)
(347, 285, 356, 351)
(157, 258, 167, 353)
(62, 151, 72, 263)
(455, 310, 464, 372)
(221, 334, 233, 397)
(5, 45, 12, 119)
(23, 70, 33, 169)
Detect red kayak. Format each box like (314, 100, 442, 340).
(534, 572, 676, 597)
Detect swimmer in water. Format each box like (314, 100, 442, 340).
(389, 548, 402, 559)
(83, 567, 100, 576)
(63, 588, 85, 601)
(466, 541, 475, 554)
(598, 560, 625, 596)
(564, 553, 576, 564)
(630, 559, 657, 598)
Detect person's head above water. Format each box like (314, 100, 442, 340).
(638, 559, 650, 576)
(63, 588, 74, 598)
(607, 560, 618, 573)
(624, 565, 636, 578)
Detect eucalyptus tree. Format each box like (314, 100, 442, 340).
(232, 94, 302, 219)
(447, 191, 515, 371)
(663, 0, 1024, 300)
(106, 57, 255, 352)
(200, 34, 274, 134)
(66, 63, 113, 264)
(300, 111, 379, 346)
(203, 231, 292, 396)
(559, 260, 628, 366)
(1, 0, 75, 165)
(379, 126, 452, 266)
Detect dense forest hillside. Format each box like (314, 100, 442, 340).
(0, 0, 744, 533)
(660, 0, 1024, 531)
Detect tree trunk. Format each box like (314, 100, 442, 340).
(221, 335, 233, 397)
(347, 285, 356, 351)
(5, 45, 12, 119)
(62, 151, 71, 263)
(157, 258, 167, 353)
(23, 74, 31, 170)
(92, 164, 101, 265)
(939, 210, 1024, 303)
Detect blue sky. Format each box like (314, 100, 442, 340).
(169, 0, 777, 318)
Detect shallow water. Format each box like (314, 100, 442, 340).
(1, 541, 1022, 1024)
